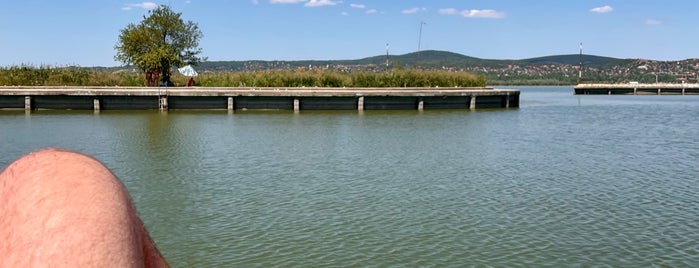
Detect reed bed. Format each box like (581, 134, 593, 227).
(0, 66, 144, 87)
(0, 66, 486, 88)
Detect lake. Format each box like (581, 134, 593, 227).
(1, 86, 698, 267)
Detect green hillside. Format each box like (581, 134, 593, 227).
(522, 54, 628, 67)
(197, 50, 631, 72)
(192, 50, 699, 85)
(46, 50, 694, 85)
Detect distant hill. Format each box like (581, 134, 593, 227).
(521, 54, 627, 66)
(196, 50, 637, 73)
(356, 50, 487, 66)
(103, 50, 697, 85)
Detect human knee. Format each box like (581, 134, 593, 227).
(0, 148, 149, 266)
(1, 148, 135, 219)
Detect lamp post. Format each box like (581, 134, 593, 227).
(416, 21, 426, 69)
(386, 43, 390, 72)
(578, 43, 583, 82)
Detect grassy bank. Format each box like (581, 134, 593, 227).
(0, 66, 486, 88)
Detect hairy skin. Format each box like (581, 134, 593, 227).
(0, 148, 168, 267)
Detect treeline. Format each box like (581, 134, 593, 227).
(0, 66, 486, 88)
(487, 79, 575, 86)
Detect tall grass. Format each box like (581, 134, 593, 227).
(0, 65, 144, 86)
(0, 66, 486, 87)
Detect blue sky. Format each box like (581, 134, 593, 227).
(1, 0, 696, 67)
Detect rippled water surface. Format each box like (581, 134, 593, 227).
(1, 86, 698, 267)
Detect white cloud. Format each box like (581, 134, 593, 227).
(590, 5, 613, 13)
(365, 9, 377, 14)
(252, 0, 259, 4)
(305, 0, 340, 7)
(350, 3, 365, 9)
(268, 0, 340, 7)
(270, 0, 306, 4)
(646, 19, 663, 25)
(341, 11, 349, 16)
(440, 8, 505, 19)
(460, 9, 505, 19)
(121, 2, 158, 11)
(402, 7, 426, 14)
(439, 8, 458, 15)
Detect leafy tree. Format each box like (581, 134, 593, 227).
(115, 5, 204, 86)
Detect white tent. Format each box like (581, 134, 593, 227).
(177, 65, 198, 77)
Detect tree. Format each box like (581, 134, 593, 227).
(115, 5, 204, 86)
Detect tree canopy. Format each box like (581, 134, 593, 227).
(115, 5, 204, 86)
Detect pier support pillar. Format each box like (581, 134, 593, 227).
(159, 96, 168, 111)
(24, 96, 31, 111)
(657, 88, 661, 95)
(93, 99, 100, 111)
(682, 88, 686, 95)
(227, 97, 234, 111)
(293, 98, 300, 111)
(358, 97, 364, 111)
(469, 96, 476, 110)
(634, 88, 637, 95)
(506, 93, 510, 108)
(418, 99, 424, 111)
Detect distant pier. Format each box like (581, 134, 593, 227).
(0, 86, 519, 111)
(574, 83, 699, 95)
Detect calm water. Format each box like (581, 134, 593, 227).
(1, 86, 698, 267)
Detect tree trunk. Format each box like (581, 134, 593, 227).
(160, 70, 172, 87)
(146, 71, 160, 87)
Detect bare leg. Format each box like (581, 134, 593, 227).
(0, 148, 168, 267)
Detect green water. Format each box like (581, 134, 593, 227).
(1, 86, 698, 267)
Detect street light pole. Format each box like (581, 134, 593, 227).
(416, 21, 426, 69)
(386, 43, 390, 72)
(578, 42, 583, 83)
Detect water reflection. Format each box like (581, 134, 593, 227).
(1, 87, 699, 266)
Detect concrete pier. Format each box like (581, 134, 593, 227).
(0, 86, 519, 111)
(159, 96, 168, 111)
(574, 83, 699, 95)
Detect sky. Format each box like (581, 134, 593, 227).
(1, 0, 697, 67)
